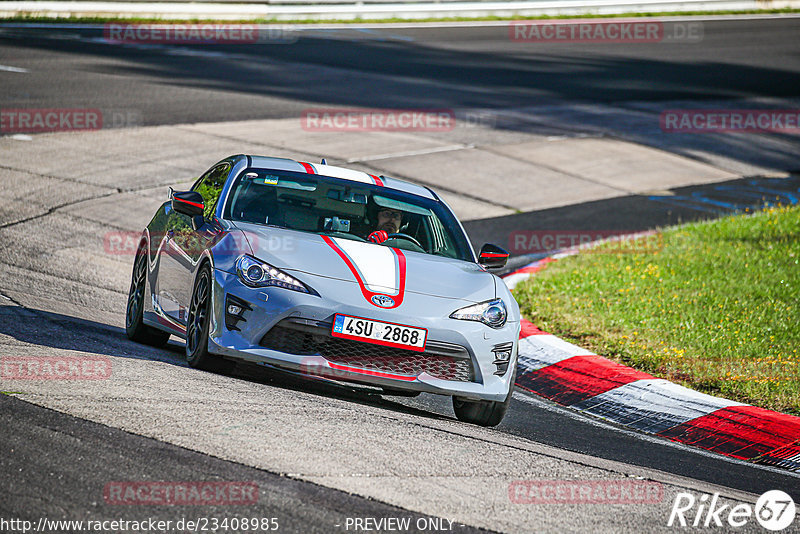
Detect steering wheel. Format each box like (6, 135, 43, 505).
(386, 233, 423, 248)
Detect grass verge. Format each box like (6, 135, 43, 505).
(0, 8, 799, 25)
(514, 205, 800, 415)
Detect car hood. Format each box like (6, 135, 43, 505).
(233, 222, 495, 303)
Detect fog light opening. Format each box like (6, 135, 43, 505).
(225, 294, 252, 332)
(492, 342, 514, 376)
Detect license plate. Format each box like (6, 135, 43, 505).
(331, 314, 427, 352)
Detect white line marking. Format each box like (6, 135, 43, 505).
(346, 144, 473, 163)
(0, 64, 28, 73)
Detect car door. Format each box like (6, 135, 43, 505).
(156, 162, 230, 325)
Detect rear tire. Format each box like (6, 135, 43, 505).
(452, 387, 513, 427)
(185, 265, 234, 373)
(126, 250, 171, 347)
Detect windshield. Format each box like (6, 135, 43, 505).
(224, 168, 474, 262)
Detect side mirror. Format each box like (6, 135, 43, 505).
(478, 244, 510, 269)
(171, 190, 205, 218)
(191, 215, 206, 232)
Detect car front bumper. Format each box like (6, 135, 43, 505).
(207, 269, 520, 402)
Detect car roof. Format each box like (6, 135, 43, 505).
(246, 155, 437, 200)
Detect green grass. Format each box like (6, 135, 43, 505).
(1, 8, 799, 24)
(514, 205, 800, 415)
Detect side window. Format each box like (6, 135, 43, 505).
(193, 163, 230, 219)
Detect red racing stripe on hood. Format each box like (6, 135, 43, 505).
(321, 235, 406, 308)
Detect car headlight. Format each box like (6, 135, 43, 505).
(450, 299, 507, 328)
(236, 254, 311, 293)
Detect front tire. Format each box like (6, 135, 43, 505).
(126, 251, 170, 347)
(185, 265, 234, 373)
(453, 386, 513, 427)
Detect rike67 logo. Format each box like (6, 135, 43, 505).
(668, 490, 795, 531)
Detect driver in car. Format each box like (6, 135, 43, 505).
(367, 208, 403, 244)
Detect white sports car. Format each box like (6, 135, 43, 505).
(126, 155, 520, 426)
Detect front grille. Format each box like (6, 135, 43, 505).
(260, 318, 474, 382)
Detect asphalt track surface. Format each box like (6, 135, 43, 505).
(1, 16, 800, 533)
(0, 394, 484, 534)
(1, 18, 799, 126)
